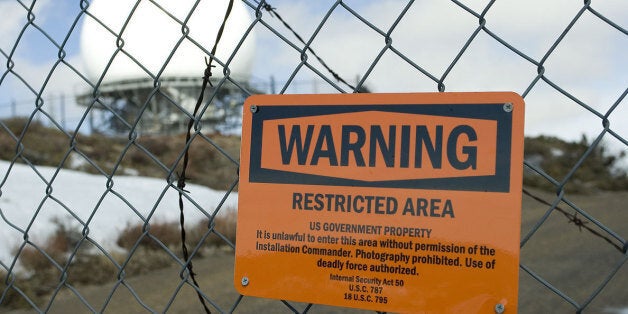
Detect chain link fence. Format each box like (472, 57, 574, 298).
(1, 0, 627, 313)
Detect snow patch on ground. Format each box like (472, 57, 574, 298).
(0, 160, 237, 265)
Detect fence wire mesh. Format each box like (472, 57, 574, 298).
(0, 0, 626, 313)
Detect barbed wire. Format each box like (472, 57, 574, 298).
(175, 0, 237, 313)
(253, 0, 361, 92)
(522, 188, 625, 253)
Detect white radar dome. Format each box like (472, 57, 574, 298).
(80, 0, 256, 84)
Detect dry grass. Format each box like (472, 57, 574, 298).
(116, 209, 238, 254)
(1, 270, 35, 310)
(116, 221, 183, 252)
(193, 210, 238, 247)
(0, 118, 70, 166)
(0, 117, 241, 191)
(2, 215, 223, 310)
(1, 210, 239, 310)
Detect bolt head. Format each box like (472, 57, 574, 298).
(495, 303, 505, 313)
(241, 276, 249, 286)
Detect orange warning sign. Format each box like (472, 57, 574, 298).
(235, 92, 525, 313)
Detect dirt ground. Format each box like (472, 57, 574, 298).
(4, 248, 369, 314)
(3, 189, 627, 313)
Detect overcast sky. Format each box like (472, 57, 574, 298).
(0, 0, 626, 155)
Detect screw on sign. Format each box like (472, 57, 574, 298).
(495, 303, 505, 313)
(235, 92, 525, 313)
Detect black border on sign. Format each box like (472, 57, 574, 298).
(248, 104, 512, 192)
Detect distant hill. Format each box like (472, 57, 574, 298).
(524, 135, 628, 193)
(2, 118, 626, 193)
(0, 118, 240, 191)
